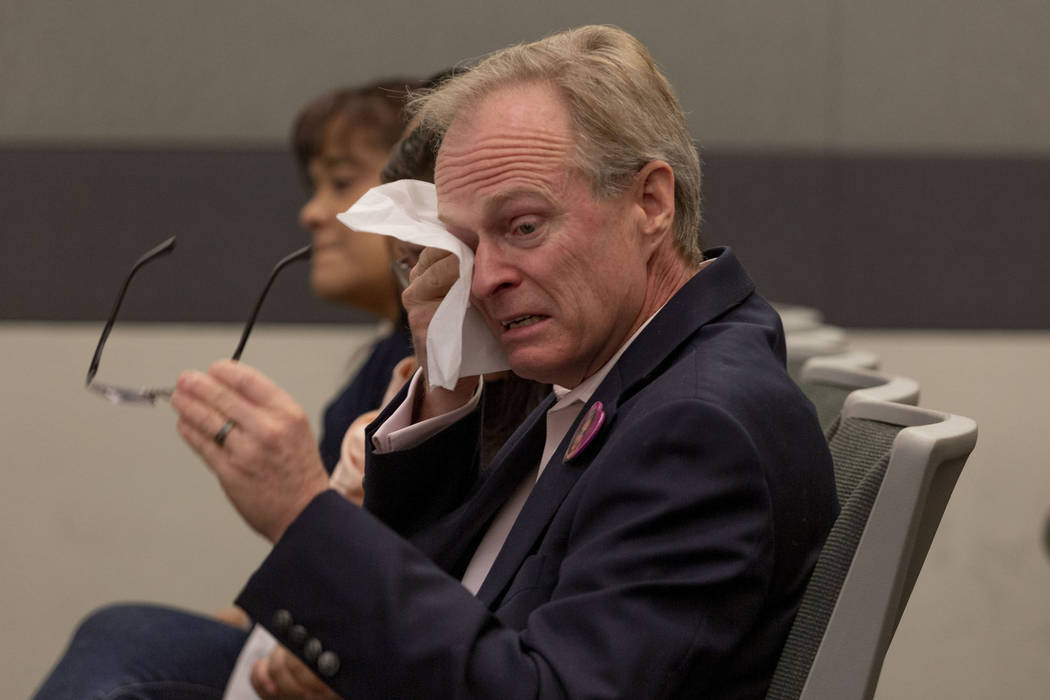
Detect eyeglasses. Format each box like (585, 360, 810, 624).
(389, 242, 423, 293)
(86, 237, 312, 405)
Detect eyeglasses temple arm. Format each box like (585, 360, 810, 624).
(86, 236, 177, 385)
(231, 244, 312, 361)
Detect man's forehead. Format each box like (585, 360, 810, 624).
(437, 87, 573, 190)
(440, 82, 572, 151)
(437, 185, 556, 226)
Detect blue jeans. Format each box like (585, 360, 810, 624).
(34, 603, 249, 700)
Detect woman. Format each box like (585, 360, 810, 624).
(290, 79, 421, 473)
(32, 78, 421, 700)
(34, 76, 551, 700)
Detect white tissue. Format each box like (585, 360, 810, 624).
(221, 625, 277, 699)
(337, 180, 509, 390)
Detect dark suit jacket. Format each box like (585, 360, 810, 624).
(237, 247, 838, 699)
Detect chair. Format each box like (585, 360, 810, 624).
(797, 356, 917, 437)
(801, 349, 880, 372)
(785, 326, 850, 380)
(765, 395, 978, 700)
(772, 302, 825, 333)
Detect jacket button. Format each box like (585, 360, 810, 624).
(272, 610, 293, 636)
(303, 637, 323, 663)
(317, 650, 341, 677)
(288, 624, 308, 647)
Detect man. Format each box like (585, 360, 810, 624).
(172, 25, 836, 698)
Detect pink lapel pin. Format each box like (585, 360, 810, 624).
(565, 401, 606, 461)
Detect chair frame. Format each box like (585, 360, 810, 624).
(800, 350, 880, 373)
(797, 396, 977, 699)
(773, 303, 824, 333)
(800, 358, 919, 406)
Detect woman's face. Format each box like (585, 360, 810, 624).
(299, 118, 398, 319)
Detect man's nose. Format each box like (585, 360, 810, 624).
(470, 239, 518, 299)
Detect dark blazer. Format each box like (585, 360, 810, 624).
(237, 247, 838, 699)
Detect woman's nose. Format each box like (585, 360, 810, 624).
(298, 191, 328, 231)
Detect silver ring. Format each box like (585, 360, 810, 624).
(213, 418, 237, 447)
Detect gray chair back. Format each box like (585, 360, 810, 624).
(797, 357, 917, 438)
(766, 396, 977, 700)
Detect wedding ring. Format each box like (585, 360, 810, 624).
(213, 418, 237, 447)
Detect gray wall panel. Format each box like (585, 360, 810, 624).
(836, 0, 1050, 153)
(0, 147, 369, 325)
(706, 153, 1048, 327)
(5, 0, 825, 146)
(9, 1, 1047, 153)
(2, 146, 1045, 328)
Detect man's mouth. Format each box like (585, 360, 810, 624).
(502, 315, 545, 331)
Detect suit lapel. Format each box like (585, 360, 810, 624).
(476, 374, 623, 607)
(474, 248, 758, 606)
(425, 248, 760, 601)
(411, 392, 555, 573)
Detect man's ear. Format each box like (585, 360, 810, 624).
(633, 160, 675, 243)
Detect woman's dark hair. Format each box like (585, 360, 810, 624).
(379, 69, 459, 185)
(379, 122, 439, 184)
(291, 78, 423, 180)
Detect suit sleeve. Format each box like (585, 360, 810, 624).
(236, 398, 777, 699)
(361, 380, 483, 538)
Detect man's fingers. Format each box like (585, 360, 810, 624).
(409, 246, 454, 283)
(264, 650, 299, 696)
(250, 656, 278, 698)
(172, 359, 324, 543)
(173, 368, 256, 435)
(261, 645, 334, 698)
(279, 646, 332, 695)
(171, 373, 245, 456)
(419, 251, 460, 294)
(403, 249, 459, 313)
(175, 416, 221, 467)
(208, 359, 292, 409)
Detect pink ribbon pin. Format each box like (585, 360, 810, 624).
(565, 401, 606, 461)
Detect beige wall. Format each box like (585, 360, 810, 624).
(2, 323, 1049, 697)
(0, 322, 379, 695)
(2, 0, 1048, 153)
(846, 330, 1050, 699)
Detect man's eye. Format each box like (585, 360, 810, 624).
(513, 221, 538, 236)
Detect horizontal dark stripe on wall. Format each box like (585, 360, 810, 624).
(1, 146, 1046, 328)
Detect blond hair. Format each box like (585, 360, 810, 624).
(412, 25, 702, 263)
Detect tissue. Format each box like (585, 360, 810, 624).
(337, 180, 510, 389)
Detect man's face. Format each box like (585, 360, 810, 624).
(435, 83, 652, 388)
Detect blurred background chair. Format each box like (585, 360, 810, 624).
(785, 325, 851, 379)
(797, 356, 917, 437)
(772, 302, 825, 334)
(765, 395, 978, 700)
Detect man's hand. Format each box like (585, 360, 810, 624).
(250, 644, 339, 700)
(401, 246, 478, 419)
(172, 360, 330, 543)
